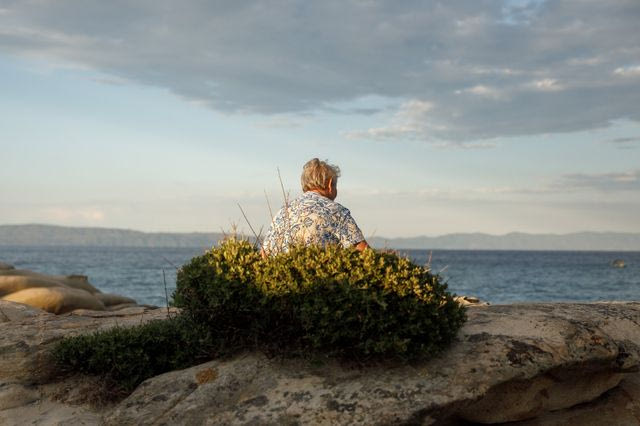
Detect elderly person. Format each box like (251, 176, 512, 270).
(262, 158, 369, 256)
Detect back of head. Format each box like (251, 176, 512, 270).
(301, 158, 341, 191)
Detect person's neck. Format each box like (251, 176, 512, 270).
(308, 189, 331, 199)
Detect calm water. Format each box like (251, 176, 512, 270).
(1, 246, 638, 306)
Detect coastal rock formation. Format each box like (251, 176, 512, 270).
(0, 262, 137, 314)
(612, 259, 626, 268)
(0, 301, 177, 425)
(1, 300, 640, 424)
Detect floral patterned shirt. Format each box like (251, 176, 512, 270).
(262, 191, 365, 255)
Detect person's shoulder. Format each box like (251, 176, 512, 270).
(327, 199, 352, 216)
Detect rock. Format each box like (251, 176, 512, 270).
(612, 259, 626, 268)
(105, 302, 640, 425)
(510, 372, 640, 425)
(0, 267, 134, 314)
(53, 274, 101, 294)
(454, 295, 489, 306)
(95, 293, 137, 307)
(0, 301, 178, 384)
(2, 287, 106, 314)
(0, 302, 178, 425)
(0, 383, 40, 410)
(0, 262, 14, 270)
(3, 301, 640, 425)
(0, 275, 65, 297)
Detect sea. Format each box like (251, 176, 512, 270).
(0, 246, 638, 306)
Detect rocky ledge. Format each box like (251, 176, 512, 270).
(1, 300, 639, 425)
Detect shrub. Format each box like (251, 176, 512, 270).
(53, 238, 466, 396)
(52, 316, 215, 393)
(174, 238, 466, 359)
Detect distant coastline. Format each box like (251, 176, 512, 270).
(1, 224, 639, 251)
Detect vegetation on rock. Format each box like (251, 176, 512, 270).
(175, 239, 466, 359)
(52, 316, 215, 393)
(53, 238, 466, 392)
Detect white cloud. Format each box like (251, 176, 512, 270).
(527, 78, 564, 92)
(613, 65, 640, 77)
(455, 84, 504, 99)
(343, 99, 446, 143)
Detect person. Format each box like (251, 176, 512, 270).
(262, 158, 369, 256)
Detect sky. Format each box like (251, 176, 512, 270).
(1, 0, 639, 238)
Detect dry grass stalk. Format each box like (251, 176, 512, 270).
(264, 189, 274, 221)
(237, 203, 262, 248)
(162, 269, 170, 317)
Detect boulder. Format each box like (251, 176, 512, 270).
(0, 262, 14, 270)
(2, 287, 106, 314)
(104, 302, 640, 425)
(0, 266, 131, 314)
(53, 274, 101, 294)
(0, 301, 178, 384)
(0, 275, 66, 297)
(95, 292, 137, 307)
(3, 301, 640, 425)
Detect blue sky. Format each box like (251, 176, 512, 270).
(1, 0, 639, 237)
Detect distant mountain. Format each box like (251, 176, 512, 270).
(369, 232, 640, 251)
(1, 224, 639, 251)
(0, 224, 224, 248)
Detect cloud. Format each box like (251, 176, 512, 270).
(43, 206, 106, 222)
(613, 65, 640, 77)
(1, 1, 639, 141)
(526, 78, 564, 92)
(553, 170, 640, 192)
(603, 136, 640, 149)
(455, 84, 504, 99)
(342, 99, 445, 143)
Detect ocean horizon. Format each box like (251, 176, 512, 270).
(1, 245, 638, 307)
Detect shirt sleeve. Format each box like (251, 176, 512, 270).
(336, 208, 365, 248)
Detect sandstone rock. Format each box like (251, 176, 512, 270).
(0, 262, 14, 270)
(0, 301, 177, 384)
(0, 275, 65, 297)
(511, 372, 640, 425)
(0, 383, 39, 410)
(3, 301, 640, 425)
(53, 274, 101, 294)
(454, 295, 489, 306)
(0, 393, 102, 426)
(0, 267, 133, 314)
(2, 287, 106, 314)
(95, 292, 137, 307)
(105, 302, 640, 425)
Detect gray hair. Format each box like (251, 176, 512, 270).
(301, 158, 341, 192)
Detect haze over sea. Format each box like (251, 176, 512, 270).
(0, 246, 637, 307)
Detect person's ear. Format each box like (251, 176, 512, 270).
(327, 177, 333, 191)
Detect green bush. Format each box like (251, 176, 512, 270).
(53, 238, 466, 396)
(174, 238, 466, 359)
(52, 316, 215, 393)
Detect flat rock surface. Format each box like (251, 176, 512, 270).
(2, 301, 640, 425)
(105, 302, 640, 425)
(0, 301, 177, 384)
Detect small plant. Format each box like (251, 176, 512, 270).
(52, 316, 216, 393)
